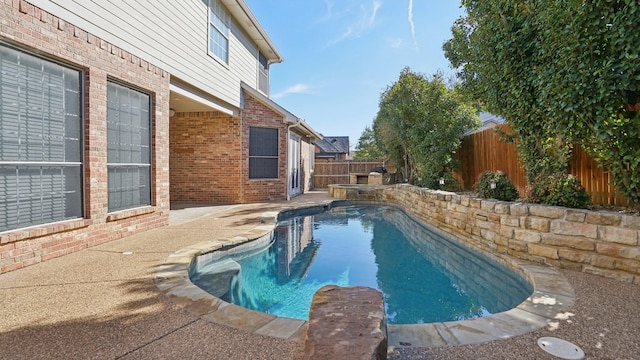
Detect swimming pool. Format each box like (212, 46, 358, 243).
(190, 203, 533, 324)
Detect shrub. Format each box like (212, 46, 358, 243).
(439, 173, 461, 192)
(526, 172, 591, 209)
(415, 172, 460, 192)
(476, 170, 519, 201)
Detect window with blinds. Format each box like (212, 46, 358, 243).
(0, 43, 83, 232)
(106, 81, 151, 212)
(249, 127, 278, 179)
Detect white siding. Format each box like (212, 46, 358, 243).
(30, 0, 262, 109)
(229, 15, 259, 92)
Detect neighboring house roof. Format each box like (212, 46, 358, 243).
(478, 111, 506, 124)
(241, 83, 322, 141)
(315, 136, 350, 154)
(464, 111, 507, 135)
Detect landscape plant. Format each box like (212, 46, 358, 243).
(476, 170, 519, 202)
(414, 172, 461, 192)
(526, 172, 592, 209)
(354, 126, 385, 159)
(371, 68, 479, 186)
(443, 0, 640, 203)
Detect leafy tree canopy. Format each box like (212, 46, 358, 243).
(354, 126, 385, 159)
(443, 0, 640, 203)
(372, 68, 479, 188)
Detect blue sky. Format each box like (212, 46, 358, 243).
(245, 0, 466, 149)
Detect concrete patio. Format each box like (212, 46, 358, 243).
(1, 191, 638, 359)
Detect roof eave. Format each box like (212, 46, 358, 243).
(223, 0, 284, 64)
(240, 83, 322, 141)
(295, 120, 323, 141)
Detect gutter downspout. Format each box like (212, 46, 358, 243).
(286, 120, 304, 201)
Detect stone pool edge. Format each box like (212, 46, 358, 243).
(154, 201, 575, 348)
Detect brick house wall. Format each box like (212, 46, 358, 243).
(168, 92, 318, 204)
(169, 112, 243, 203)
(240, 93, 288, 202)
(0, 1, 170, 273)
(168, 94, 293, 204)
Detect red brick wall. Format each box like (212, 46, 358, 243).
(169, 112, 243, 203)
(0, 1, 170, 273)
(169, 94, 296, 204)
(240, 93, 288, 202)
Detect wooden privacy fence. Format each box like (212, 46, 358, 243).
(455, 125, 527, 195)
(313, 159, 393, 189)
(454, 124, 631, 207)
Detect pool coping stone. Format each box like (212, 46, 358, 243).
(155, 200, 575, 348)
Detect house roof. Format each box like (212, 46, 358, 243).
(464, 111, 507, 135)
(223, 1, 283, 64)
(315, 136, 350, 154)
(478, 111, 506, 124)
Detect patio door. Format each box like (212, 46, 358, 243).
(289, 134, 301, 197)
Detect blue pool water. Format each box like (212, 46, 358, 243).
(191, 204, 533, 324)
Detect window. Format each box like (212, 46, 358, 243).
(258, 52, 269, 94)
(0, 43, 83, 232)
(249, 127, 278, 179)
(209, 0, 230, 63)
(107, 81, 151, 212)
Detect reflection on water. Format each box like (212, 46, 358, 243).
(191, 204, 532, 324)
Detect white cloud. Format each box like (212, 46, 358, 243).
(271, 84, 312, 99)
(319, 0, 334, 22)
(326, 0, 382, 46)
(327, 27, 354, 47)
(408, 0, 418, 51)
(369, 1, 382, 27)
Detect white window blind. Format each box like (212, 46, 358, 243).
(106, 81, 151, 212)
(0, 43, 83, 232)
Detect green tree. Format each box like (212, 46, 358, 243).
(354, 126, 385, 159)
(373, 68, 479, 187)
(443, 0, 640, 203)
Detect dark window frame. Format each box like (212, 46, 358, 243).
(249, 126, 279, 180)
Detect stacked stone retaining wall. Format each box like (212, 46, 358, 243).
(375, 184, 640, 284)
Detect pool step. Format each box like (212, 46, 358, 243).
(191, 258, 240, 298)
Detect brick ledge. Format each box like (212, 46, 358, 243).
(1, 218, 93, 245)
(106, 206, 156, 222)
